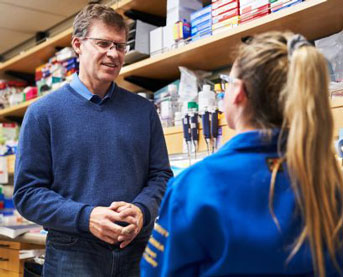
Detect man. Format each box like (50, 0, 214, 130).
(13, 4, 172, 277)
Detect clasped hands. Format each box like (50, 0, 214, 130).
(89, 201, 143, 248)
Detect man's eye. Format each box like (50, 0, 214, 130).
(96, 41, 111, 48)
(116, 44, 126, 51)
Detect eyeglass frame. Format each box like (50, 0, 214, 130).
(82, 37, 128, 53)
(219, 74, 249, 98)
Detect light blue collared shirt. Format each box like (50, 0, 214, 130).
(70, 73, 115, 105)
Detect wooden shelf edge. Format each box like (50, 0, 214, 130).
(0, 27, 73, 72)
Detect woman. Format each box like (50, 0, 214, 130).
(141, 31, 343, 276)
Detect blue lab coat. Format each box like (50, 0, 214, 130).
(141, 130, 342, 276)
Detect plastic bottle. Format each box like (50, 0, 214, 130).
(198, 84, 216, 114)
(214, 83, 225, 113)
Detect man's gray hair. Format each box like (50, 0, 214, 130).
(73, 4, 128, 39)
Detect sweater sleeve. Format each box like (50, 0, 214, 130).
(132, 106, 173, 226)
(13, 107, 94, 233)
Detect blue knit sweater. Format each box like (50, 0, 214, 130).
(13, 84, 173, 239)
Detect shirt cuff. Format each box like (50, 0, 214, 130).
(77, 205, 94, 232)
(133, 202, 151, 226)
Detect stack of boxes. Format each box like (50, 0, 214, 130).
(191, 5, 212, 41)
(240, 0, 270, 24)
(150, 0, 202, 56)
(212, 0, 240, 35)
(35, 47, 78, 95)
(167, 0, 203, 26)
(270, 0, 303, 13)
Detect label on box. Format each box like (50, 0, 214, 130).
(190, 5, 212, 21)
(212, 8, 239, 24)
(240, 11, 269, 23)
(240, 0, 259, 8)
(192, 26, 212, 36)
(212, 23, 239, 34)
(212, 1, 239, 17)
(271, 0, 303, 12)
(240, 0, 269, 14)
(191, 12, 212, 26)
(241, 4, 270, 19)
(239, 0, 269, 15)
(192, 30, 212, 41)
(212, 15, 240, 30)
(191, 19, 212, 34)
(212, 0, 239, 10)
(271, 0, 302, 8)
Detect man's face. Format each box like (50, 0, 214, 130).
(76, 20, 126, 86)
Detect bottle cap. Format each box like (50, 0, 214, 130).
(203, 84, 211, 91)
(188, 101, 198, 110)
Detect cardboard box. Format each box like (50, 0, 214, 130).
(191, 19, 212, 35)
(271, 0, 303, 12)
(212, 0, 238, 10)
(212, 15, 240, 30)
(240, 4, 269, 19)
(168, 0, 203, 11)
(240, 0, 269, 14)
(240, 0, 258, 8)
(150, 27, 163, 56)
(191, 5, 212, 21)
(192, 29, 212, 41)
(212, 1, 239, 17)
(163, 24, 175, 51)
(191, 12, 212, 26)
(240, 11, 269, 23)
(167, 7, 196, 25)
(212, 8, 239, 24)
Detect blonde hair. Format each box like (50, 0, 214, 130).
(235, 31, 343, 276)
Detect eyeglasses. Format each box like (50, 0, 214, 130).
(219, 74, 239, 85)
(83, 37, 127, 53)
(220, 74, 250, 97)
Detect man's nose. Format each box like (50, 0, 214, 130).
(106, 46, 119, 58)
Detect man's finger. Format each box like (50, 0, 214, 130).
(121, 223, 136, 235)
(110, 201, 130, 210)
(119, 208, 137, 218)
(101, 235, 117, 245)
(120, 238, 133, 248)
(103, 220, 124, 235)
(118, 215, 136, 226)
(116, 204, 132, 213)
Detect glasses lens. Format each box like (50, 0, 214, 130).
(116, 43, 127, 52)
(95, 40, 112, 50)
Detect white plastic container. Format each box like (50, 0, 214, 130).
(198, 84, 216, 114)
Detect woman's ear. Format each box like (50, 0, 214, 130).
(233, 80, 248, 105)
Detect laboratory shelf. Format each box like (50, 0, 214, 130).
(0, 0, 166, 74)
(116, 0, 343, 92)
(0, 97, 41, 122)
(164, 97, 343, 155)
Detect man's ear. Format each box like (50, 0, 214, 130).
(71, 37, 81, 56)
(232, 80, 248, 105)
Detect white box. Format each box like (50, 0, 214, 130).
(167, 7, 196, 25)
(150, 27, 163, 55)
(163, 24, 174, 51)
(167, 0, 202, 11)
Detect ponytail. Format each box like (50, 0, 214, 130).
(283, 43, 343, 277)
(235, 32, 343, 277)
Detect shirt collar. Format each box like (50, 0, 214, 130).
(219, 129, 283, 153)
(70, 73, 115, 104)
